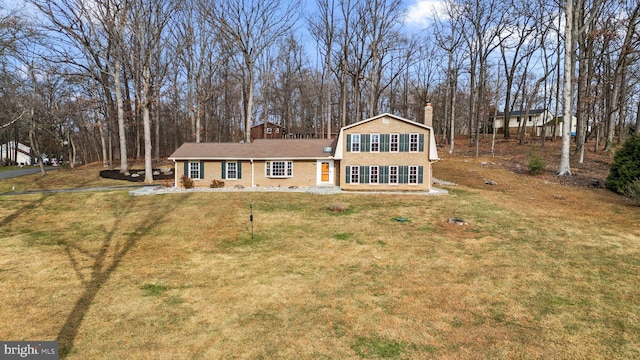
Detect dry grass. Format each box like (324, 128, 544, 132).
(1, 153, 640, 359)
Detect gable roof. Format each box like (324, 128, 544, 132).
(340, 113, 433, 132)
(168, 139, 336, 161)
(335, 113, 439, 161)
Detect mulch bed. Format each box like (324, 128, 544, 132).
(99, 169, 174, 182)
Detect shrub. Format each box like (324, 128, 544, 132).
(210, 179, 225, 188)
(606, 135, 640, 194)
(528, 150, 547, 175)
(622, 179, 640, 206)
(180, 175, 194, 189)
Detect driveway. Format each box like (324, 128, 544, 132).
(0, 167, 55, 180)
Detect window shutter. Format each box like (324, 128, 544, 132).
(200, 161, 205, 179)
(237, 162, 242, 179)
(381, 166, 389, 183)
(364, 166, 370, 183)
(418, 166, 424, 184)
(360, 166, 366, 183)
(364, 134, 370, 152)
(184, 162, 189, 177)
(400, 134, 408, 152)
(403, 166, 409, 183)
(382, 134, 389, 152)
(221, 161, 226, 179)
(346, 134, 351, 152)
(419, 134, 425, 152)
(345, 166, 351, 184)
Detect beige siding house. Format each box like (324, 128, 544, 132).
(334, 114, 439, 191)
(168, 113, 439, 191)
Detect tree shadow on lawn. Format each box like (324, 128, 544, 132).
(55, 192, 192, 358)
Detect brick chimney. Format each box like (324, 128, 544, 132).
(424, 102, 433, 127)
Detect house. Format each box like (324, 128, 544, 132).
(536, 116, 578, 137)
(0, 142, 32, 166)
(168, 113, 439, 192)
(491, 109, 554, 135)
(250, 122, 285, 140)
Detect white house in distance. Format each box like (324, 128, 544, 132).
(491, 109, 577, 137)
(0, 142, 32, 166)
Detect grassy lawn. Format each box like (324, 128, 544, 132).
(1, 156, 639, 359)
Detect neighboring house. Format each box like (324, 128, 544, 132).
(250, 122, 285, 140)
(491, 109, 554, 135)
(536, 116, 578, 137)
(169, 113, 439, 192)
(0, 142, 32, 166)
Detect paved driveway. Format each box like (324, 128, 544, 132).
(0, 167, 54, 180)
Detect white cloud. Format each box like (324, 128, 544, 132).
(404, 0, 447, 27)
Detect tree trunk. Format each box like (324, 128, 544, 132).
(558, 0, 574, 176)
(114, 58, 129, 174)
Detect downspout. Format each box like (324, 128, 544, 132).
(251, 159, 255, 188)
(174, 160, 178, 188)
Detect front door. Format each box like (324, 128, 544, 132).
(316, 160, 334, 185)
(321, 162, 330, 182)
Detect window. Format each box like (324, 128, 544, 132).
(266, 128, 273, 134)
(350, 166, 360, 184)
(189, 162, 200, 179)
(275, 128, 280, 133)
(370, 166, 379, 184)
(408, 166, 418, 184)
(390, 134, 399, 152)
(227, 162, 238, 180)
(389, 166, 398, 184)
(266, 161, 293, 178)
(409, 133, 419, 152)
(370, 134, 380, 152)
(351, 134, 361, 152)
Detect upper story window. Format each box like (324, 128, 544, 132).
(409, 133, 419, 152)
(390, 134, 399, 153)
(351, 134, 361, 152)
(266, 128, 273, 134)
(370, 134, 380, 152)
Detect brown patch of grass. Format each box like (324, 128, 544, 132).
(1, 151, 640, 358)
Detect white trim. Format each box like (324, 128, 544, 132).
(370, 133, 380, 153)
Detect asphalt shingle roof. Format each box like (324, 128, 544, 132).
(168, 139, 337, 160)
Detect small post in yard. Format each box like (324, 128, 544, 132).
(249, 203, 254, 240)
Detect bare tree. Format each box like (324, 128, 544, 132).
(205, 0, 299, 143)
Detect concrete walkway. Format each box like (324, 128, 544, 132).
(129, 185, 448, 196)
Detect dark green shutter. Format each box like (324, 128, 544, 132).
(381, 166, 389, 183)
(200, 161, 205, 179)
(237, 162, 242, 179)
(360, 166, 367, 183)
(364, 135, 370, 152)
(221, 161, 226, 179)
(418, 166, 424, 184)
(345, 166, 351, 184)
(184, 162, 189, 177)
(346, 134, 351, 152)
(382, 134, 389, 152)
(400, 134, 409, 152)
(419, 134, 425, 152)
